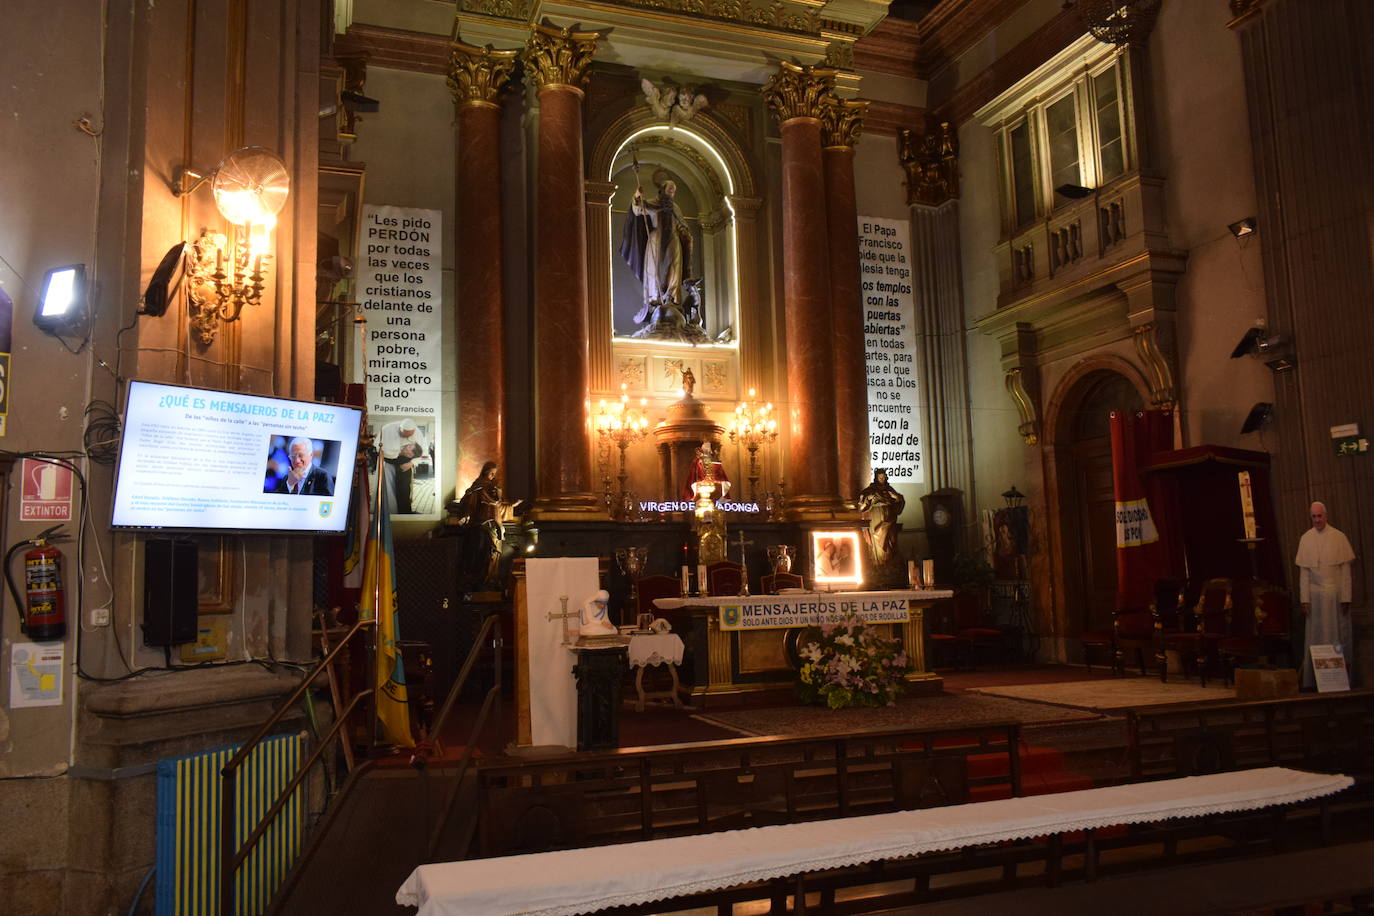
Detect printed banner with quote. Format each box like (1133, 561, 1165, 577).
(357, 205, 443, 517)
(858, 216, 923, 483)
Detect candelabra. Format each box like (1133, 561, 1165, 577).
(594, 385, 650, 519)
(726, 388, 778, 504)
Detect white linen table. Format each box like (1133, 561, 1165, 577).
(397, 766, 1350, 916)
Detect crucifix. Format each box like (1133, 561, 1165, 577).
(545, 595, 579, 646)
(732, 531, 754, 596)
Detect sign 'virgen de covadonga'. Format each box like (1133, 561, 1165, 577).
(858, 216, 923, 484)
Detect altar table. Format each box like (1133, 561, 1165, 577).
(396, 766, 1351, 916)
(651, 589, 952, 703)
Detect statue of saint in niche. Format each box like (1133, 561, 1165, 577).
(619, 167, 710, 344)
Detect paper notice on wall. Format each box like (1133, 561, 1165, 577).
(357, 205, 444, 517)
(858, 216, 923, 483)
(9, 642, 63, 708)
(1310, 644, 1351, 693)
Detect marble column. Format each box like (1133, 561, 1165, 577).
(763, 62, 845, 519)
(524, 22, 603, 519)
(449, 40, 518, 487)
(822, 97, 870, 506)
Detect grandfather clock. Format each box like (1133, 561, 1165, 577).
(920, 488, 964, 587)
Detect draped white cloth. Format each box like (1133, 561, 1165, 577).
(396, 767, 1350, 916)
(523, 558, 599, 749)
(1296, 525, 1356, 687)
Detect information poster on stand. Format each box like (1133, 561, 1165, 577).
(858, 216, 923, 483)
(357, 205, 444, 517)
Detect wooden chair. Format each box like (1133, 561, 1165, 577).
(1149, 579, 1186, 681)
(1078, 621, 1116, 674)
(760, 572, 804, 594)
(706, 560, 744, 597)
(1161, 578, 1232, 686)
(1219, 584, 1292, 685)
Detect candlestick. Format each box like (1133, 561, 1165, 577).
(1238, 470, 1257, 540)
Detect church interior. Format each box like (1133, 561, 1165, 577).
(3, 0, 1373, 912)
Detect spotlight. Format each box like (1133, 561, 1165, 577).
(34, 264, 89, 335)
(1240, 402, 1273, 435)
(1055, 183, 1093, 199)
(341, 90, 381, 113)
(141, 243, 187, 317)
(1228, 217, 1257, 238)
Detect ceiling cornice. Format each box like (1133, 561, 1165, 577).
(852, 18, 920, 78)
(335, 23, 450, 74)
(862, 99, 926, 137)
(931, 3, 1082, 126)
(917, 0, 1028, 79)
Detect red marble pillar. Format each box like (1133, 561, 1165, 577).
(525, 23, 603, 518)
(824, 99, 870, 506)
(764, 62, 844, 518)
(451, 42, 518, 487)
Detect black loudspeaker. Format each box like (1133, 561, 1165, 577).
(143, 538, 199, 646)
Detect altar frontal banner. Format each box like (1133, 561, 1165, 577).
(858, 216, 923, 483)
(719, 597, 910, 631)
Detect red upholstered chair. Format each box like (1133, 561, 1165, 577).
(926, 599, 970, 670)
(1112, 607, 1156, 676)
(636, 574, 686, 634)
(760, 572, 804, 594)
(954, 591, 1005, 666)
(706, 561, 744, 597)
(1220, 584, 1292, 685)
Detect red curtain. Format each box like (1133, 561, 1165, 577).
(1110, 409, 1176, 610)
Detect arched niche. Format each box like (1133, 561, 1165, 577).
(585, 108, 765, 403)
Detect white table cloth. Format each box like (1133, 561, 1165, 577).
(396, 766, 1350, 916)
(627, 633, 684, 668)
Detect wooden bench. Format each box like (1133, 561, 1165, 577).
(398, 767, 1352, 915)
(473, 722, 1021, 857)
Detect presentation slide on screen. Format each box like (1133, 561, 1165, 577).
(112, 382, 362, 534)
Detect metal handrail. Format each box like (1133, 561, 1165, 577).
(414, 613, 503, 861)
(219, 617, 372, 915)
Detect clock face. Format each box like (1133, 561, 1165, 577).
(932, 506, 950, 528)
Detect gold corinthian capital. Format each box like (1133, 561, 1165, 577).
(448, 39, 519, 107)
(821, 97, 868, 149)
(762, 60, 838, 125)
(523, 20, 601, 93)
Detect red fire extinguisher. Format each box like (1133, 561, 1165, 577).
(6, 524, 69, 641)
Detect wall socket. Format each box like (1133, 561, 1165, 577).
(91, 607, 111, 627)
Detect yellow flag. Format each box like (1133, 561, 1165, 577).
(359, 487, 414, 748)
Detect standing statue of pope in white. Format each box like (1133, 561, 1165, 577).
(1295, 500, 1356, 687)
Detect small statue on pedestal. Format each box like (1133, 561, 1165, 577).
(579, 589, 618, 638)
(450, 461, 509, 591)
(859, 468, 906, 587)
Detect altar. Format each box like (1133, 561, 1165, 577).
(653, 589, 951, 706)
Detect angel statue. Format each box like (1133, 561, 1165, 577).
(640, 77, 710, 125)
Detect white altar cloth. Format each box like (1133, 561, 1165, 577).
(627, 633, 684, 668)
(396, 766, 1349, 916)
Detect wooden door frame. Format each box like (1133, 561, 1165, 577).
(1040, 355, 1152, 655)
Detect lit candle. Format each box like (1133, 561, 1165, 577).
(1238, 470, 1257, 539)
(922, 559, 935, 589)
(697, 564, 708, 596)
(908, 560, 920, 589)
(680, 565, 690, 596)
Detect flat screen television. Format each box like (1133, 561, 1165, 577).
(111, 380, 364, 535)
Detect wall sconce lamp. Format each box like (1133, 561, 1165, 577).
(171, 147, 291, 344)
(1001, 485, 1026, 508)
(33, 264, 90, 336)
(1228, 217, 1257, 239)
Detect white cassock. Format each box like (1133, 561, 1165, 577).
(1295, 524, 1356, 687)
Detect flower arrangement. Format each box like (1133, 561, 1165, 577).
(796, 615, 911, 709)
